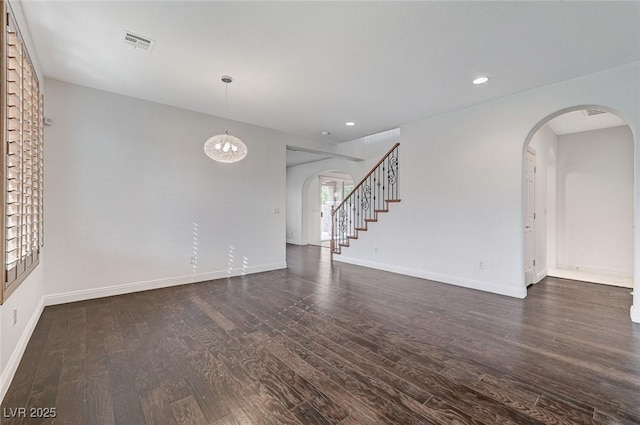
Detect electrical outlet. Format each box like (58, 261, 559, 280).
(13, 308, 17, 326)
(273, 207, 280, 214)
(478, 261, 485, 269)
(374, 247, 379, 254)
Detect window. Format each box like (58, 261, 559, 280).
(343, 184, 354, 198)
(1, 1, 44, 302)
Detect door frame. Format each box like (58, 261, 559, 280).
(524, 147, 536, 285)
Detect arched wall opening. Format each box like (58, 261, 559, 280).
(300, 170, 354, 247)
(522, 105, 635, 297)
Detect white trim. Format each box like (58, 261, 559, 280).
(548, 267, 633, 288)
(335, 256, 527, 299)
(631, 304, 640, 323)
(0, 297, 45, 402)
(44, 262, 286, 306)
(286, 239, 305, 246)
(555, 263, 632, 278)
(524, 148, 536, 286)
(535, 268, 548, 283)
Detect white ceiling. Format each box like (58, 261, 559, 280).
(546, 110, 628, 136)
(20, 1, 640, 143)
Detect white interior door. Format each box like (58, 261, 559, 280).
(525, 149, 536, 285)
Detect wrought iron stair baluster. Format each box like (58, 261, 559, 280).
(331, 143, 400, 257)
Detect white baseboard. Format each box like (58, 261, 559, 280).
(286, 239, 305, 246)
(535, 268, 548, 283)
(0, 297, 45, 402)
(548, 267, 633, 288)
(335, 256, 527, 299)
(631, 305, 640, 323)
(44, 262, 286, 306)
(555, 263, 631, 278)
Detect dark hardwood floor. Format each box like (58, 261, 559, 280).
(2, 245, 640, 424)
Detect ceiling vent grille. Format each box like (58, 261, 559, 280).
(584, 108, 607, 117)
(121, 30, 155, 51)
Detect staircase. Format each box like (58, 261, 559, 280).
(331, 143, 400, 256)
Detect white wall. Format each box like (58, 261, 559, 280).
(0, 0, 47, 401)
(528, 125, 558, 282)
(556, 125, 634, 277)
(307, 176, 321, 244)
(335, 63, 639, 304)
(337, 128, 401, 159)
(43, 79, 330, 302)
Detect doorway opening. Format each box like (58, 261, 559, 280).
(524, 106, 634, 289)
(301, 170, 354, 248)
(320, 175, 354, 242)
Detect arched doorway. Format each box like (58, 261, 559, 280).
(523, 105, 635, 291)
(300, 169, 353, 247)
(301, 170, 354, 247)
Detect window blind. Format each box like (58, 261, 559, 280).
(2, 2, 44, 302)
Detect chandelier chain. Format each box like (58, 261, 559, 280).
(225, 80, 229, 134)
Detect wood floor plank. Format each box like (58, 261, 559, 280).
(84, 300, 116, 425)
(190, 294, 237, 331)
(254, 344, 350, 425)
(169, 396, 208, 425)
(209, 414, 243, 425)
(261, 335, 386, 424)
(85, 373, 116, 425)
(290, 401, 333, 425)
(53, 306, 86, 425)
(100, 299, 147, 425)
(20, 308, 68, 425)
(335, 417, 364, 425)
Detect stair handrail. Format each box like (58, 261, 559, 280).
(332, 142, 400, 213)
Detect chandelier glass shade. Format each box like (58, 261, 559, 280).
(205, 75, 247, 163)
(204, 132, 248, 163)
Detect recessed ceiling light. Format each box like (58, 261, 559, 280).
(472, 76, 490, 85)
(321, 130, 330, 136)
(345, 122, 355, 126)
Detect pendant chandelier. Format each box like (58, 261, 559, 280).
(204, 75, 248, 163)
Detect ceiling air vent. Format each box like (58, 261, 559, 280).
(584, 108, 607, 117)
(121, 30, 155, 52)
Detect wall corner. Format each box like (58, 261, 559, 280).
(631, 304, 640, 323)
